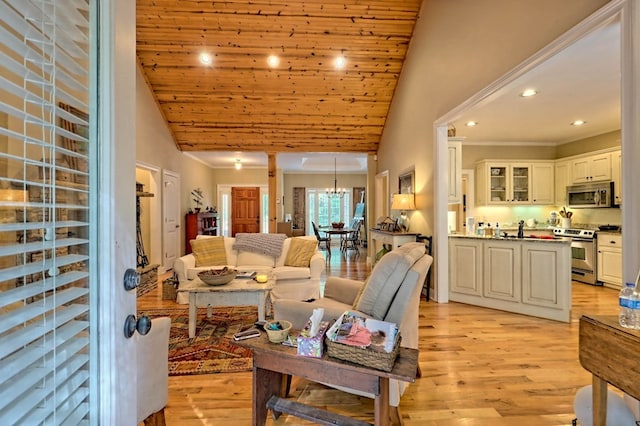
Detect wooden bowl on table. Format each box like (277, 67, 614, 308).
(331, 222, 345, 229)
(198, 268, 237, 286)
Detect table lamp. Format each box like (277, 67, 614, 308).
(391, 193, 416, 232)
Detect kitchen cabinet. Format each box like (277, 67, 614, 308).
(611, 150, 622, 205)
(476, 161, 531, 205)
(483, 242, 520, 302)
(597, 232, 622, 289)
(571, 152, 611, 183)
(449, 236, 571, 322)
(555, 160, 570, 205)
(522, 243, 569, 310)
(448, 137, 463, 204)
(449, 239, 483, 296)
(531, 163, 555, 204)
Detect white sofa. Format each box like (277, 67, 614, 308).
(173, 234, 325, 304)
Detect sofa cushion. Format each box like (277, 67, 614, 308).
(284, 237, 318, 267)
(355, 243, 425, 319)
(237, 251, 276, 268)
(190, 237, 227, 267)
(273, 265, 311, 281)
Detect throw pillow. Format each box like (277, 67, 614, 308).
(284, 237, 318, 267)
(191, 236, 227, 267)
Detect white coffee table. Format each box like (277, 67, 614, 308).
(179, 275, 275, 338)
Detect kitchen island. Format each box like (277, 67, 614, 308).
(449, 234, 572, 322)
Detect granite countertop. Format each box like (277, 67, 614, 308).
(449, 234, 570, 244)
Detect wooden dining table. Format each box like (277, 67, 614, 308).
(321, 227, 356, 251)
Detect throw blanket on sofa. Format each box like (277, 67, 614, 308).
(233, 233, 287, 258)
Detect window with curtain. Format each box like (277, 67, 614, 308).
(306, 188, 352, 233)
(0, 1, 94, 423)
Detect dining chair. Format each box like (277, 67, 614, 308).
(312, 221, 331, 252)
(343, 220, 361, 253)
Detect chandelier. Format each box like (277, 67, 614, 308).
(326, 158, 346, 198)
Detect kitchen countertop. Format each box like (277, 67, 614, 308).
(449, 234, 570, 244)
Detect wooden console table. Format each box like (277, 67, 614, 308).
(369, 229, 418, 264)
(236, 333, 418, 426)
(579, 315, 640, 425)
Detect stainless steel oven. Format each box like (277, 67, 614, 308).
(553, 228, 600, 285)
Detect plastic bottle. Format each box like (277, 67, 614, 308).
(618, 282, 637, 329)
(494, 222, 501, 238)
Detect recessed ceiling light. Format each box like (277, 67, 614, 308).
(334, 55, 346, 70)
(199, 52, 213, 66)
(267, 55, 279, 68)
(465, 121, 478, 127)
(521, 88, 538, 97)
(571, 120, 587, 126)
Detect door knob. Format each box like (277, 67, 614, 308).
(124, 314, 152, 338)
(123, 268, 140, 291)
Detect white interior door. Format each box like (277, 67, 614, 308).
(0, 0, 137, 423)
(162, 170, 180, 270)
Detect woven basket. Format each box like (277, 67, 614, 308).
(162, 279, 178, 300)
(325, 334, 401, 372)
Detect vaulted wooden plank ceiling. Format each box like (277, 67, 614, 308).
(136, 0, 422, 154)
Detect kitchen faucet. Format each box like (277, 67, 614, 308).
(517, 220, 525, 239)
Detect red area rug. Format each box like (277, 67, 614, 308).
(141, 306, 257, 376)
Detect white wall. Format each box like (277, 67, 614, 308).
(136, 66, 218, 254)
(377, 0, 610, 238)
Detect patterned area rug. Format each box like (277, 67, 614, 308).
(140, 306, 257, 376)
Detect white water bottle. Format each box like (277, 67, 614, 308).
(618, 282, 637, 328)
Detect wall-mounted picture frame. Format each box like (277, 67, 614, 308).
(399, 170, 414, 194)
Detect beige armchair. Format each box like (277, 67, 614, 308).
(137, 317, 171, 425)
(273, 242, 432, 417)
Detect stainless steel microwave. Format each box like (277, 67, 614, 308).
(567, 181, 614, 208)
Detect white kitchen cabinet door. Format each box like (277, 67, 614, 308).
(555, 160, 570, 205)
(531, 163, 554, 204)
(597, 233, 622, 288)
(487, 163, 510, 204)
(510, 163, 531, 204)
(449, 239, 483, 296)
(521, 243, 569, 310)
(483, 242, 520, 302)
(571, 152, 612, 183)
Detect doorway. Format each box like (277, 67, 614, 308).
(136, 163, 162, 270)
(231, 186, 261, 235)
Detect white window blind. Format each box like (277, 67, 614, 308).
(0, 0, 93, 424)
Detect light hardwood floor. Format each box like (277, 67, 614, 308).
(138, 246, 619, 425)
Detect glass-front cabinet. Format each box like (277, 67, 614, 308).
(489, 164, 508, 203)
(511, 165, 530, 203)
(477, 161, 531, 205)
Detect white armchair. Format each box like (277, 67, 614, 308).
(137, 317, 170, 425)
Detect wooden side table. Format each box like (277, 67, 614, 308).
(579, 315, 640, 425)
(236, 333, 418, 426)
